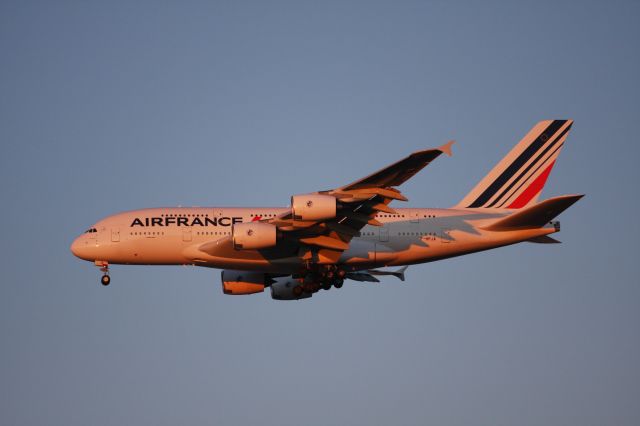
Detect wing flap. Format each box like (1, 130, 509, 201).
(370, 203, 398, 214)
(326, 222, 361, 237)
(337, 187, 408, 201)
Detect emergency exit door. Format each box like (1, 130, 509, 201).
(379, 227, 389, 242)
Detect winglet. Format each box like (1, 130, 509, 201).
(438, 140, 455, 157)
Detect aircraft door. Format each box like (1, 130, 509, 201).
(182, 229, 192, 242)
(111, 228, 120, 242)
(410, 210, 420, 223)
(379, 226, 389, 242)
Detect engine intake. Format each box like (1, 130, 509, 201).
(291, 194, 337, 221)
(232, 222, 277, 250)
(270, 276, 312, 300)
(221, 270, 267, 295)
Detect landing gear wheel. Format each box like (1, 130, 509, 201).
(321, 282, 332, 291)
(293, 286, 304, 297)
(334, 279, 344, 289)
(101, 274, 111, 286)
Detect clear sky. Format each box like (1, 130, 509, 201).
(1, 1, 638, 425)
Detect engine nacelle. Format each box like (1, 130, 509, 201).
(232, 222, 277, 250)
(221, 270, 267, 295)
(291, 194, 337, 221)
(270, 276, 312, 300)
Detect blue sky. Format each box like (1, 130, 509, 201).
(1, 1, 639, 425)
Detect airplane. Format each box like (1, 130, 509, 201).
(71, 120, 583, 300)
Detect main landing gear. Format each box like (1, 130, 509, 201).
(95, 261, 110, 286)
(292, 266, 346, 295)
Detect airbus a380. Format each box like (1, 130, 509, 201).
(71, 120, 582, 300)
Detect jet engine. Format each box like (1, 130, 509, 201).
(232, 222, 277, 250)
(221, 270, 268, 295)
(270, 276, 312, 300)
(291, 194, 337, 221)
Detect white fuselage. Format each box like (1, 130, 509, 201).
(71, 206, 555, 274)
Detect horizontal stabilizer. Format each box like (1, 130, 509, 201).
(368, 266, 408, 281)
(527, 235, 561, 244)
(484, 194, 584, 231)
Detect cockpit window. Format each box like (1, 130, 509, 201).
(84, 228, 97, 233)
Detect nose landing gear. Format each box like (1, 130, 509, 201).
(95, 260, 110, 286)
(101, 274, 111, 286)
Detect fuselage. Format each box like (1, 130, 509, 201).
(69, 121, 580, 298)
(71, 206, 555, 274)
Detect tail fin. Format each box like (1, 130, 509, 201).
(457, 120, 573, 209)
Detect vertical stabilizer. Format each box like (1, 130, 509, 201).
(457, 120, 573, 209)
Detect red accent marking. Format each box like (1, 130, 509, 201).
(507, 161, 556, 209)
(252, 216, 262, 222)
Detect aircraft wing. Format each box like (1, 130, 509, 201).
(340, 141, 454, 190)
(263, 142, 454, 261)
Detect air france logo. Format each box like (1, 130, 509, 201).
(130, 216, 243, 227)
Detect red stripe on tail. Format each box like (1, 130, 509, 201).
(507, 161, 556, 209)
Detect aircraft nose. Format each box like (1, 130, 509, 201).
(71, 236, 90, 260)
(70, 237, 81, 257)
